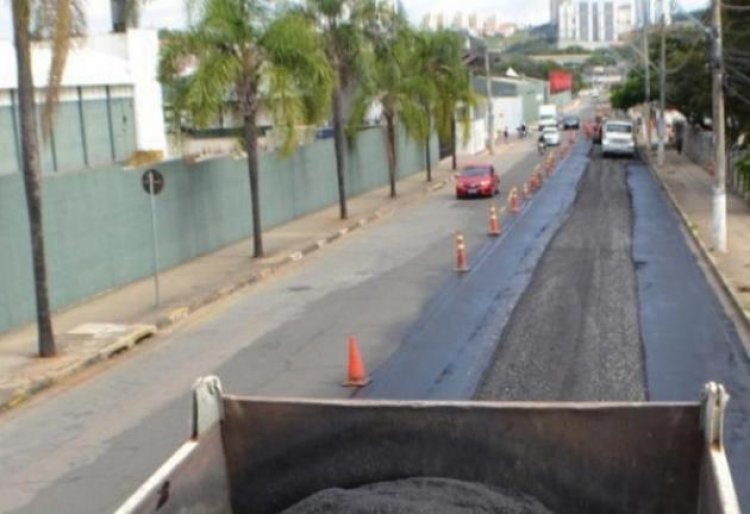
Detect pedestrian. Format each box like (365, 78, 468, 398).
(503, 127, 509, 143)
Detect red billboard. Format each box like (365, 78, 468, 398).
(549, 70, 573, 93)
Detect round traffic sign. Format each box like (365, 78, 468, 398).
(142, 169, 165, 195)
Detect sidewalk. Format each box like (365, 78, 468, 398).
(650, 148, 750, 325)
(0, 139, 532, 412)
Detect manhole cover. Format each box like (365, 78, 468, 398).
(288, 285, 312, 292)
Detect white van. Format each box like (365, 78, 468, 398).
(602, 120, 635, 157)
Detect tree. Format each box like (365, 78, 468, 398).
(430, 32, 476, 171)
(306, 0, 373, 220)
(350, 12, 423, 198)
(12, 0, 85, 357)
(160, 0, 331, 258)
(408, 30, 475, 181)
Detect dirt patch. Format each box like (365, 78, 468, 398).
(281, 477, 554, 514)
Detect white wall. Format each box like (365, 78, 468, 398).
(0, 29, 167, 154)
(458, 118, 487, 155)
(492, 97, 524, 137)
(125, 30, 167, 153)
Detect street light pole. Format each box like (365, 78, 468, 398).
(642, 0, 652, 149)
(657, 14, 666, 165)
(711, 0, 727, 252)
(484, 45, 494, 154)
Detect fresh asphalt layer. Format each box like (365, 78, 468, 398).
(475, 151, 646, 402)
(629, 161, 750, 507)
(0, 141, 546, 513)
(358, 142, 590, 400)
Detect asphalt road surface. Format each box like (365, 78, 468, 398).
(3, 119, 750, 511)
(0, 138, 546, 513)
(476, 151, 647, 401)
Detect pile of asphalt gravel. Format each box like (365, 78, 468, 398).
(280, 477, 554, 514)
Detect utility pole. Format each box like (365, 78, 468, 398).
(484, 45, 494, 154)
(657, 13, 666, 165)
(642, 0, 652, 150)
(711, 0, 727, 252)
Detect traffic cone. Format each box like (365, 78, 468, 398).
(343, 336, 370, 387)
(489, 205, 501, 236)
(455, 232, 470, 272)
(523, 182, 530, 200)
(509, 188, 520, 213)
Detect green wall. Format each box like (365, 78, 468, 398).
(0, 94, 137, 175)
(0, 127, 438, 333)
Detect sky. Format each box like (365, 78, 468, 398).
(0, 0, 710, 38)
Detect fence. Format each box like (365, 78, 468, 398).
(683, 124, 749, 199)
(0, 85, 137, 175)
(0, 127, 437, 334)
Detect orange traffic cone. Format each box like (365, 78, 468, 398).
(489, 205, 501, 236)
(343, 336, 370, 387)
(455, 232, 470, 272)
(509, 188, 520, 213)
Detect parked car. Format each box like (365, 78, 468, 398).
(455, 164, 499, 198)
(542, 126, 561, 146)
(602, 120, 636, 157)
(562, 115, 580, 130)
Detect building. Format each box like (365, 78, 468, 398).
(617, 3, 634, 36)
(0, 29, 167, 175)
(558, 0, 634, 48)
(551, 0, 562, 23)
(635, 0, 671, 26)
(421, 12, 517, 37)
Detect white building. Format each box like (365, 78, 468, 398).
(0, 29, 167, 173)
(636, 0, 672, 26)
(558, 0, 634, 48)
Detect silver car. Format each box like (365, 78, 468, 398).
(602, 120, 635, 157)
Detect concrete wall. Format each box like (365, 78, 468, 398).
(0, 86, 137, 175)
(0, 127, 438, 334)
(492, 97, 523, 133)
(0, 30, 167, 154)
(548, 90, 573, 111)
(458, 118, 487, 155)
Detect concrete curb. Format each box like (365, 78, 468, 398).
(0, 325, 155, 413)
(640, 148, 750, 343)
(0, 175, 453, 414)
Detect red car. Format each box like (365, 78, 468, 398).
(455, 164, 499, 199)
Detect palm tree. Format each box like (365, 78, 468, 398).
(11, 0, 85, 357)
(427, 30, 476, 172)
(306, 0, 374, 220)
(350, 19, 424, 198)
(160, 0, 332, 258)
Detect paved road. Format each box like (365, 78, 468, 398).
(0, 139, 545, 513)
(476, 152, 646, 401)
(475, 150, 750, 508)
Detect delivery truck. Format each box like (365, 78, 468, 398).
(538, 104, 559, 131)
(116, 376, 740, 514)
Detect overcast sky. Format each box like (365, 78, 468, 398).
(0, 0, 710, 38)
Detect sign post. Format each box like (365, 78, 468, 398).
(142, 169, 165, 307)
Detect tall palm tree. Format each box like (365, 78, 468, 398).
(350, 19, 425, 198)
(427, 30, 476, 172)
(12, 0, 85, 357)
(160, 0, 332, 258)
(306, 0, 373, 220)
